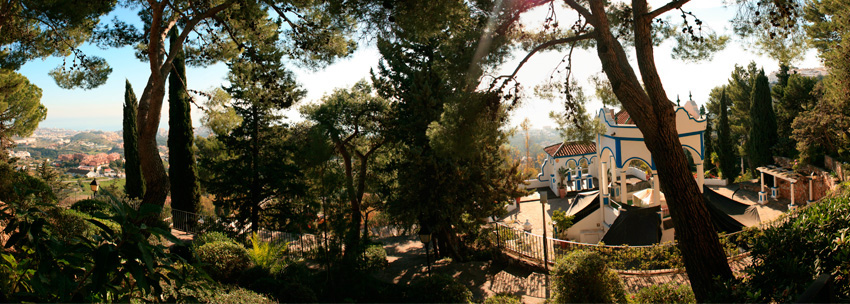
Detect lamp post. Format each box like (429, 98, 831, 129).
(90, 179, 99, 199)
(419, 225, 432, 276)
(537, 188, 550, 299)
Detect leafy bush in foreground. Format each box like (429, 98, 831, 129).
(633, 282, 695, 303)
(737, 192, 850, 302)
(362, 244, 388, 271)
(408, 274, 473, 303)
(0, 193, 189, 302)
(551, 250, 626, 303)
(196, 241, 251, 282)
(483, 294, 522, 304)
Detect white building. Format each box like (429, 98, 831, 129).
(531, 100, 707, 244)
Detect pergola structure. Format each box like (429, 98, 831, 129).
(756, 165, 802, 209)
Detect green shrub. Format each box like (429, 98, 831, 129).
(203, 285, 276, 304)
(362, 244, 388, 271)
(249, 277, 318, 303)
(739, 194, 850, 302)
(551, 250, 626, 303)
(70, 199, 111, 216)
(194, 231, 235, 248)
(633, 283, 695, 303)
(483, 294, 522, 304)
(248, 233, 288, 274)
(196, 241, 251, 282)
(408, 274, 473, 303)
(600, 243, 683, 270)
(237, 266, 271, 288)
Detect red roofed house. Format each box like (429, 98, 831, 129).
(539, 141, 598, 195)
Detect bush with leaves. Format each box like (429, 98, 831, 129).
(737, 192, 850, 302)
(70, 199, 112, 216)
(361, 244, 388, 271)
(551, 250, 626, 303)
(633, 283, 695, 303)
(0, 192, 190, 302)
(407, 274, 473, 303)
(193, 231, 235, 250)
(483, 293, 522, 304)
(247, 233, 288, 274)
(196, 241, 251, 283)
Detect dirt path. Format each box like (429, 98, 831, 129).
(374, 236, 754, 303)
(374, 235, 547, 303)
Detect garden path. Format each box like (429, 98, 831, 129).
(375, 235, 754, 303)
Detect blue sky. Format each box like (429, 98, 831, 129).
(17, 1, 822, 132)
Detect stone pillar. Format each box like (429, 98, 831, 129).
(790, 182, 797, 210)
(652, 170, 661, 206)
(620, 169, 627, 204)
(771, 175, 779, 198)
(600, 161, 608, 196)
(759, 171, 766, 204)
(808, 174, 815, 204)
(696, 162, 704, 193)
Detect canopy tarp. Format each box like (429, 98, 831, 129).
(601, 205, 661, 246)
(566, 190, 600, 223)
(703, 185, 762, 232)
(632, 188, 666, 207)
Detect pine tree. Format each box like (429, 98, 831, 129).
(123, 80, 144, 199)
(747, 69, 778, 171)
(717, 89, 737, 181)
(167, 30, 199, 214)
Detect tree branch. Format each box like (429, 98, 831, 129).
(562, 0, 596, 26)
(491, 32, 593, 86)
(646, 0, 691, 20)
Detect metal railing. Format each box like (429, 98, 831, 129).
(168, 209, 210, 234)
(494, 222, 745, 272)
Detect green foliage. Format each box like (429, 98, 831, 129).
(483, 294, 522, 304)
(202, 285, 276, 304)
(123, 80, 144, 199)
(716, 89, 738, 181)
(0, 162, 54, 204)
(551, 250, 626, 303)
(771, 65, 820, 158)
(633, 283, 696, 304)
(193, 231, 236, 251)
(361, 244, 388, 271)
(546, 80, 607, 144)
(70, 198, 111, 216)
(601, 244, 684, 271)
(248, 277, 318, 303)
(0, 0, 114, 87)
(247, 233, 288, 274)
(196, 241, 251, 283)
(0, 69, 47, 156)
(408, 274, 473, 303)
(747, 69, 778, 170)
(200, 45, 310, 234)
(551, 209, 574, 237)
(168, 29, 200, 216)
(736, 194, 850, 302)
(0, 191, 189, 302)
(301, 80, 388, 256)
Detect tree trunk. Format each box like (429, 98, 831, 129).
(582, 1, 734, 300)
(137, 77, 170, 216)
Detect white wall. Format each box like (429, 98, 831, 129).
(564, 208, 603, 241)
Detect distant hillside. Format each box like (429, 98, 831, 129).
(508, 126, 562, 155)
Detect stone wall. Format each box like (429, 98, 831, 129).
(770, 156, 838, 203)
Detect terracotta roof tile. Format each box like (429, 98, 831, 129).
(614, 110, 633, 125)
(544, 141, 597, 157)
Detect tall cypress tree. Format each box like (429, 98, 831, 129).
(717, 89, 737, 181)
(123, 80, 144, 199)
(747, 69, 778, 171)
(167, 30, 200, 214)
